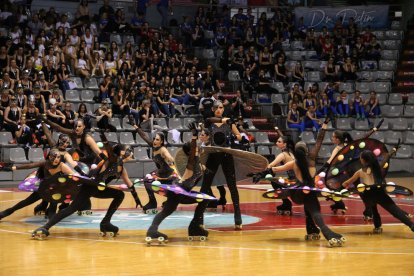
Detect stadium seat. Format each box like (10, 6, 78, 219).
(119, 132, 137, 146)
(72, 77, 84, 89)
(169, 118, 184, 130)
(272, 146, 282, 156)
(121, 117, 135, 131)
(384, 130, 402, 144)
(382, 105, 403, 117)
(404, 131, 414, 144)
(381, 49, 399, 60)
(336, 118, 352, 130)
(9, 148, 29, 163)
(395, 145, 412, 158)
(168, 146, 180, 158)
(181, 131, 193, 143)
(256, 145, 270, 155)
(0, 132, 14, 147)
(106, 132, 118, 143)
(354, 119, 370, 130)
(167, 132, 183, 146)
(388, 93, 403, 105)
(390, 118, 408, 130)
(65, 90, 81, 102)
(133, 147, 150, 161)
(84, 78, 99, 89)
(403, 105, 414, 117)
(109, 118, 122, 131)
(372, 82, 390, 93)
(374, 117, 389, 130)
(370, 131, 385, 142)
(379, 60, 397, 71)
(376, 71, 394, 81)
(306, 71, 321, 82)
(80, 90, 95, 103)
(28, 148, 44, 162)
(301, 131, 316, 144)
(254, 132, 272, 146)
(355, 82, 371, 93)
(270, 82, 286, 93)
(318, 145, 333, 159)
(153, 118, 168, 130)
(339, 82, 354, 93)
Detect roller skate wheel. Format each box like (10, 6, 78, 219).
(145, 237, 152, 243)
(99, 232, 106, 237)
(109, 232, 116, 237)
(86, 211, 93, 215)
(157, 237, 165, 242)
(341, 210, 346, 215)
(328, 238, 338, 247)
(152, 209, 158, 214)
(284, 210, 291, 216)
(234, 224, 242, 230)
(199, 236, 207, 241)
(277, 210, 283, 215)
(373, 228, 383, 234)
(188, 236, 194, 241)
(340, 237, 347, 243)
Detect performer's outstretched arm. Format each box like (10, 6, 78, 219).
(12, 161, 46, 170)
(41, 122, 56, 148)
(309, 122, 328, 162)
(271, 160, 295, 174)
(133, 125, 153, 147)
(342, 170, 361, 189)
(42, 117, 73, 135)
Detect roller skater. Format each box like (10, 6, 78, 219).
(32, 132, 141, 239)
(252, 119, 346, 247)
(0, 149, 76, 221)
(131, 123, 177, 214)
(41, 117, 108, 216)
(191, 101, 244, 230)
(146, 123, 206, 244)
(198, 127, 227, 210)
(342, 149, 414, 235)
(320, 121, 384, 217)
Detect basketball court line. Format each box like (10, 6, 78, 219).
(0, 228, 413, 256)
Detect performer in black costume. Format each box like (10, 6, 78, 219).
(33, 122, 91, 215)
(267, 127, 295, 215)
(146, 123, 205, 241)
(0, 149, 76, 221)
(199, 125, 227, 210)
(41, 116, 107, 214)
(132, 124, 177, 213)
(253, 120, 346, 246)
(342, 150, 414, 234)
(191, 100, 243, 231)
(319, 120, 383, 219)
(32, 132, 141, 238)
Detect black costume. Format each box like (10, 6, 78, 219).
(191, 118, 242, 229)
(33, 134, 137, 237)
(135, 127, 176, 213)
(0, 160, 62, 220)
(146, 134, 206, 240)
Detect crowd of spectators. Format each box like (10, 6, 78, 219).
(0, 0, 386, 149)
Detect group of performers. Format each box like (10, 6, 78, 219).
(0, 100, 413, 246)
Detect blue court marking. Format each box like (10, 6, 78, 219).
(23, 211, 260, 230)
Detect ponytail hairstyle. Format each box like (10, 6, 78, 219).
(360, 150, 383, 185)
(294, 146, 313, 187)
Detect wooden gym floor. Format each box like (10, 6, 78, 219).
(0, 177, 413, 276)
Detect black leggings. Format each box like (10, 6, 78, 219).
(43, 185, 125, 230)
(0, 192, 57, 219)
(193, 152, 241, 225)
(149, 157, 202, 232)
(291, 191, 342, 240)
(361, 187, 414, 229)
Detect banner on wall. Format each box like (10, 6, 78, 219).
(294, 5, 389, 30)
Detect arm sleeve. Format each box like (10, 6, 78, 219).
(15, 161, 46, 170)
(135, 127, 153, 147)
(43, 117, 73, 135)
(309, 128, 326, 161)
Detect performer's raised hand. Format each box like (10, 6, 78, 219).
(188, 122, 198, 136)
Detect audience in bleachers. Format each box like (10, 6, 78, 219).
(0, 0, 408, 170)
